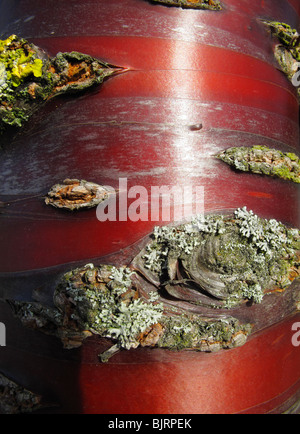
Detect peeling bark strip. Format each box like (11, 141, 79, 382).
(0, 35, 124, 134)
(0, 372, 45, 414)
(8, 209, 300, 362)
(45, 179, 111, 211)
(263, 21, 300, 100)
(151, 0, 222, 10)
(217, 146, 300, 183)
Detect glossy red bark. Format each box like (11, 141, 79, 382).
(0, 0, 300, 414)
(78, 317, 300, 414)
(0, 301, 299, 414)
(0, 0, 299, 272)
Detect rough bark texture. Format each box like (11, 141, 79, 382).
(0, 0, 300, 415)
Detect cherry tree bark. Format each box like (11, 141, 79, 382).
(0, 0, 300, 414)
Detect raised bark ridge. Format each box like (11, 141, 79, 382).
(150, 0, 222, 10)
(217, 146, 300, 183)
(0, 35, 124, 135)
(263, 20, 300, 100)
(8, 209, 300, 362)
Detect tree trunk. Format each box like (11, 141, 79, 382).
(0, 0, 300, 414)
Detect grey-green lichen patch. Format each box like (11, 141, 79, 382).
(8, 263, 251, 362)
(263, 21, 300, 99)
(9, 264, 164, 356)
(60, 265, 164, 352)
(157, 316, 251, 352)
(217, 146, 300, 183)
(263, 21, 300, 61)
(136, 208, 300, 309)
(8, 209, 300, 361)
(151, 0, 222, 10)
(0, 372, 46, 414)
(0, 35, 123, 135)
(45, 179, 111, 211)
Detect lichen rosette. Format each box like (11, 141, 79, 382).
(135, 208, 300, 309)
